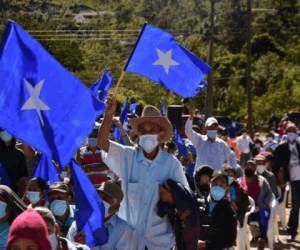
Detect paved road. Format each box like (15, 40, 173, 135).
(248, 207, 300, 250)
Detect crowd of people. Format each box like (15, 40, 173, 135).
(0, 93, 299, 250)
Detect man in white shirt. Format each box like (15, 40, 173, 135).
(185, 107, 234, 171)
(98, 94, 188, 250)
(236, 129, 252, 167)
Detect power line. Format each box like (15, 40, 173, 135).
(80, 75, 246, 82)
(26, 27, 299, 38)
(37, 38, 136, 41)
(29, 29, 140, 33)
(33, 34, 138, 37)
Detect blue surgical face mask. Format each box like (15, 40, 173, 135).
(0, 131, 12, 143)
(26, 191, 40, 204)
(210, 186, 225, 201)
(207, 130, 217, 139)
(0, 201, 7, 219)
(50, 200, 67, 216)
(287, 132, 298, 142)
(228, 176, 234, 185)
(88, 138, 97, 148)
(60, 171, 68, 179)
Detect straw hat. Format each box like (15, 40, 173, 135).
(129, 105, 172, 142)
(98, 181, 124, 204)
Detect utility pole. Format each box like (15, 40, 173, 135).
(246, 0, 253, 132)
(205, 0, 215, 118)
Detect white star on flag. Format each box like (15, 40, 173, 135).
(199, 82, 206, 88)
(153, 48, 179, 74)
(21, 79, 50, 127)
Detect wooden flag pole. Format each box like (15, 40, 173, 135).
(114, 71, 125, 95)
(113, 24, 147, 95)
(188, 98, 196, 118)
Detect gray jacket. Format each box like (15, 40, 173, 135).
(257, 175, 274, 210)
(262, 170, 279, 198)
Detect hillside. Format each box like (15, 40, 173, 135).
(0, 0, 299, 126)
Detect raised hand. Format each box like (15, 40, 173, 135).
(105, 93, 117, 117)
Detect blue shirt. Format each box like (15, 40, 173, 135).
(68, 215, 134, 250)
(93, 215, 136, 250)
(0, 222, 9, 249)
(56, 205, 76, 236)
(185, 119, 234, 170)
(229, 186, 237, 202)
(102, 141, 189, 250)
(209, 201, 217, 216)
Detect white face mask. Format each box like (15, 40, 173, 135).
(48, 233, 58, 250)
(256, 164, 266, 174)
(138, 134, 159, 153)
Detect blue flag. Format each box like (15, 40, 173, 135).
(129, 102, 139, 117)
(0, 162, 11, 187)
(91, 69, 113, 102)
(161, 103, 166, 116)
(0, 21, 105, 166)
(119, 97, 129, 125)
(196, 81, 208, 93)
(125, 24, 211, 97)
(174, 128, 188, 157)
(70, 159, 108, 247)
(113, 98, 128, 144)
(113, 128, 125, 145)
(33, 155, 60, 184)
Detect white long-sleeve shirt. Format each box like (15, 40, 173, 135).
(185, 119, 233, 170)
(101, 141, 189, 250)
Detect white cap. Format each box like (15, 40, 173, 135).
(205, 117, 219, 127)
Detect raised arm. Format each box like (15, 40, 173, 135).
(185, 106, 202, 147)
(97, 94, 117, 152)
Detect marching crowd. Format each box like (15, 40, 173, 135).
(0, 93, 299, 250)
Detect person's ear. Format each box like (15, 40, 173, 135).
(67, 195, 73, 204)
(158, 131, 165, 142)
(109, 198, 119, 215)
(40, 190, 45, 198)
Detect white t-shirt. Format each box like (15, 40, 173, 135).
(289, 144, 300, 181)
(236, 135, 251, 154)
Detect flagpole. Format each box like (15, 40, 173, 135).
(114, 70, 125, 94)
(124, 23, 147, 71)
(114, 23, 147, 95)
